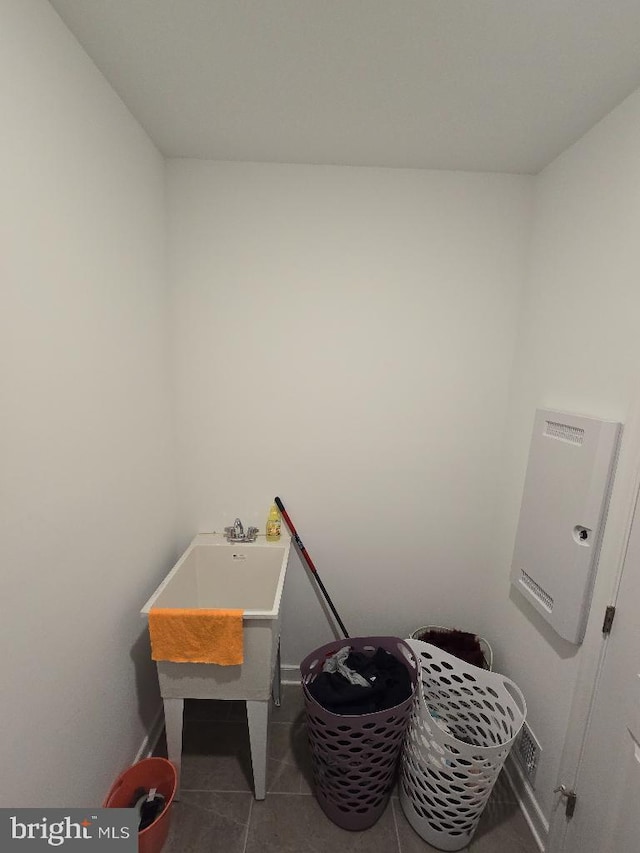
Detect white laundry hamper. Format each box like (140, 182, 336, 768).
(399, 639, 526, 852)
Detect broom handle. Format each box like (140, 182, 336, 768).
(274, 496, 349, 638)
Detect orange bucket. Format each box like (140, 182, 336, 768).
(103, 757, 177, 853)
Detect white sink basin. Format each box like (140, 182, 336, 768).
(142, 533, 289, 618)
(141, 532, 291, 801)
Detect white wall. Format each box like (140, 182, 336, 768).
(8, 0, 638, 820)
(489, 85, 640, 822)
(167, 160, 532, 665)
(0, 0, 177, 806)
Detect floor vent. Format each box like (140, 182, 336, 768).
(514, 722, 542, 785)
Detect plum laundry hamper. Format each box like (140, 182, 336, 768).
(300, 636, 418, 831)
(399, 639, 526, 852)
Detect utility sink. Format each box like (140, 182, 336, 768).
(142, 533, 288, 617)
(141, 533, 291, 800)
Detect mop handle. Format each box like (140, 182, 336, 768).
(274, 496, 349, 638)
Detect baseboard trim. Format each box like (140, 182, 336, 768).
(134, 705, 165, 763)
(503, 754, 549, 852)
(281, 663, 301, 685)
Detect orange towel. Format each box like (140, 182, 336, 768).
(149, 608, 244, 666)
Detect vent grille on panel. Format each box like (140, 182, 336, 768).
(544, 420, 585, 445)
(514, 722, 542, 785)
(519, 570, 554, 611)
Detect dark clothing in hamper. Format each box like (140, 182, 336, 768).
(307, 647, 412, 714)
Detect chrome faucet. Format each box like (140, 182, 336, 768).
(224, 518, 259, 543)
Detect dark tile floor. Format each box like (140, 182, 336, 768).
(158, 685, 539, 853)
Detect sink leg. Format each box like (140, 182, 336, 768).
(272, 637, 282, 708)
(246, 700, 269, 800)
(163, 697, 184, 801)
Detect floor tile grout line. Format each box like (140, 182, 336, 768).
(391, 798, 404, 853)
(181, 788, 254, 794)
(181, 787, 315, 796)
(241, 796, 253, 853)
(266, 790, 314, 797)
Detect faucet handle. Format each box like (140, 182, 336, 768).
(224, 518, 258, 542)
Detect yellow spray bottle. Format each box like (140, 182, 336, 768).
(266, 503, 281, 541)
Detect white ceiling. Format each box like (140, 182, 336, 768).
(49, 0, 640, 174)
